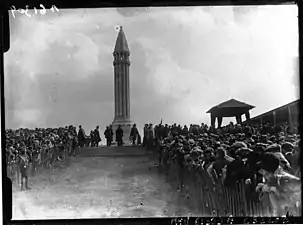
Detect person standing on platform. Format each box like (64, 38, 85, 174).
(90, 130, 94, 147)
(77, 125, 85, 148)
(94, 126, 101, 147)
(147, 123, 154, 149)
(104, 126, 114, 147)
(130, 124, 139, 146)
(142, 124, 148, 147)
(104, 126, 109, 145)
(116, 125, 124, 147)
(109, 125, 114, 145)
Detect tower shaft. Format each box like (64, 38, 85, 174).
(112, 26, 133, 143)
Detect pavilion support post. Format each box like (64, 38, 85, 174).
(218, 117, 223, 128)
(211, 113, 216, 128)
(273, 111, 276, 127)
(245, 111, 250, 121)
(236, 115, 241, 124)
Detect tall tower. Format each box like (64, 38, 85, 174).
(112, 26, 133, 143)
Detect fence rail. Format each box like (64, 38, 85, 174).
(150, 146, 300, 217)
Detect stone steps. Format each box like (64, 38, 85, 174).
(77, 146, 148, 158)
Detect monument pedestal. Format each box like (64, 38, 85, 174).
(112, 119, 133, 145)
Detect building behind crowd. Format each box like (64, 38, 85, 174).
(243, 99, 299, 127)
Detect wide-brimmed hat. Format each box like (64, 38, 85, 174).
(254, 144, 266, 154)
(236, 147, 253, 155)
(232, 141, 247, 149)
(216, 147, 226, 157)
(246, 137, 255, 143)
(192, 146, 202, 152)
(281, 142, 295, 152)
(274, 152, 291, 169)
(257, 152, 280, 173)
(176, 143, 183, 148)
(188, 139, 195, 145)
(204, 147, 214, 154)
(266, 144, 281, 153)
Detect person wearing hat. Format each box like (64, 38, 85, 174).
(93, 126, 101, 147)
(257, 152, 280, 173)
(273, 151, 291, 170)
(212, 147, 234, 178)
(147, 124, 154, 149)
(202, 148, 215, 170)
(77, 125, 85, 148)
(265, 144, 281, 153)
(104, 125, 114, 147)
(19, 149, 31, 191)
(256, 153, 301, 216)
(115, 125, 124, 147)
(130, 124, 139, 146)
(232, 141, 247, 149)
(173, 143, 185, 192)
(281, 142, 294, 154)
(235, 147, 253, 160)
(90, 130, 94, 147)
(142, 124, 148, 148)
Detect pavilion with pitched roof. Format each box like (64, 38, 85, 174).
(206, 99, 255, 128)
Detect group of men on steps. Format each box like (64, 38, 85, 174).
(77, 124, 140, 147)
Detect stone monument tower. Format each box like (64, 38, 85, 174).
(112, 26, 133, 143)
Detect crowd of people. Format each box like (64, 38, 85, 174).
(5, 120, 301, 216)
(5, 125, 79, 190)
(78, 124, 139, 147)
(5, 123, 140, 191)
(77, 125, 102, 147)
(140, 121, 301, 216)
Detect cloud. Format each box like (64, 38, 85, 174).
(4, 6, 298, 131)
(116, 7, 149, 17)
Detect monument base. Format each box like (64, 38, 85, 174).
(112, 119, 134, 145)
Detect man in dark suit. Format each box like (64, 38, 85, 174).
(77, 125, 85, 148)
(90, 130, 94, 147)
(116, 125, 124, 147)
(104, 125, 114, 146)
(130, 124, 139, 146)
(94, 126, 101, 147)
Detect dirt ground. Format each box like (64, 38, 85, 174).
(12, 151, 198, 219)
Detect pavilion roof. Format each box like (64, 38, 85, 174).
(206, 99, 255, 117)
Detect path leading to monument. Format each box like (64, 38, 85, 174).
(12, 146, 198, 219)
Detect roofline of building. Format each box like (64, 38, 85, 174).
(243, 99, 299, 123)
(206, 105, 254, 113)
(206, 98, 255, 113)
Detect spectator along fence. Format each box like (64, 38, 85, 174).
(148, 146, 301, 217)
(6, 135, 79, 186)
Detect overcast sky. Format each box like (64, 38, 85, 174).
(4, 5, 298, 133)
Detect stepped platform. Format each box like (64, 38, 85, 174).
(78, 145, 150, 157)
